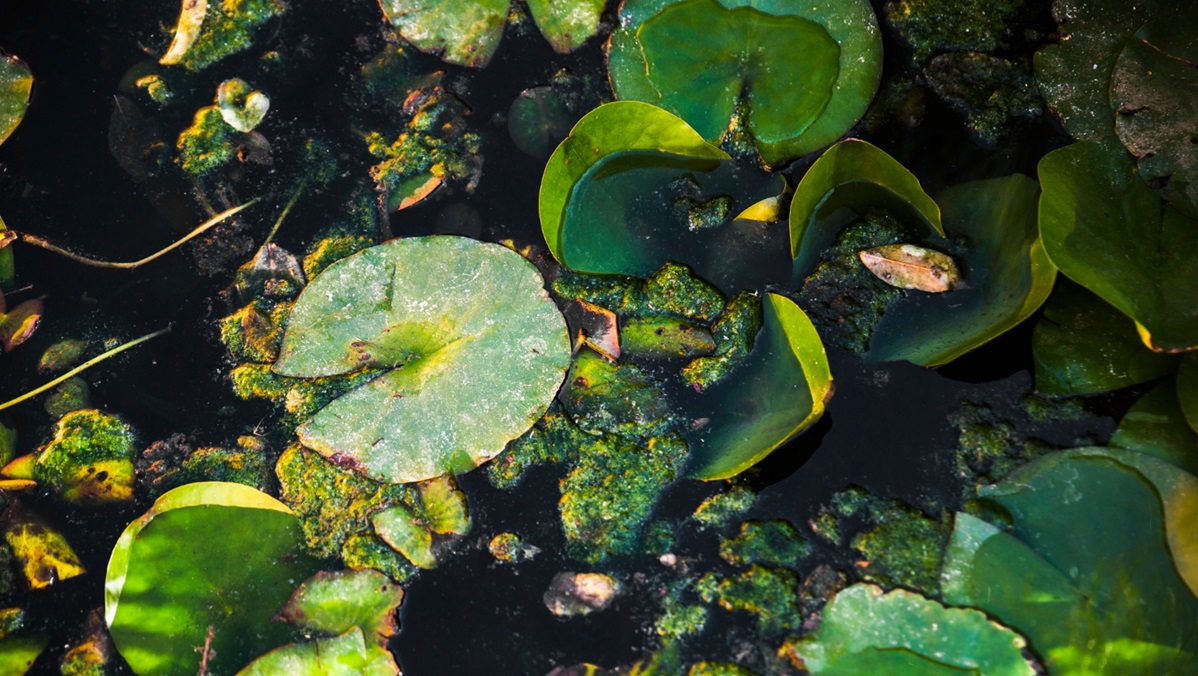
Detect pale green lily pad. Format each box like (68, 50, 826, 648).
(216, 78, 269, 132)
(278, 569, 404, 642)
(1179, 354, 1198, 434)
(105, 482, 320, 675)
(237, 627, 399, 676)
(684, 293, 832, 480)
(1034, 0, 1171, 141)
(790, 139, 943, 278)
(868, 174, 1056, 365)
(371, 504, 435, 569)
(0, 54, 32, 147)
(377, 0, 507, 68)
(1112, 16, 1198, 218)
(942, 448, 1198, 673)
(275, 236, 570, 483)
(526, 0, 604, 53)
(1033, 279, 1180, 395)
(785, 584, 1033, 675)
(1110, 380, 1198, 476)
(608, 0, 882, 167)
(1038, 137, 1198, 353)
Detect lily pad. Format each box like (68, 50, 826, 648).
(216, 78, 270, 133)
(278, 569, 404, 642)
(237, 626, 399, 676)
(0, 635, 47, 675)
(608, 0, 882, 167)
(1038, 137, 1198, 353)
(790, 139, 944, 278)
(1179, 354, 1198, 434)
(105, 482, 320, 675)
(684, 293, 832, 480)
(1110, 380, 1198, 476)
(0, 54, 32, 146)
(273, 236, 570, 484)
(1033, 279, 1179, 395)
(1034, 0, 1170, 141)
(784, 583, 1033, 675)
(526, 0, 605, 53)
(865, 175, 1055, 365)
(942, 448, 1198, 673)
(1111, 16, 1198, 218)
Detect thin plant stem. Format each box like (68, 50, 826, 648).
(263, 184, 304, 245)
(18, 200, 256, 269)
(0, 327, 171, 412)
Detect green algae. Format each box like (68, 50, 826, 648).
(165, 0, 286, 72)
(620, 316, 715, 360)
(302, 236, 375, 281)
(31, 410, 137, 505)
(176, 106, 239, 177)
(681, 291, 762, 391)
(883, 0, 1037, 63)
(560, 350, 676, 442)
(708, 565, 802, 634)
(341, 533, 418, 583)
(691, 485, 756, 529)
(923, 53, 1042, 145)
(719, 519, 811, 570)
(487, 406, 587, 489)
(37, 340, 88, 374)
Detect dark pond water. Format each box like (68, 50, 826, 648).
(0, 0, 1127, 673)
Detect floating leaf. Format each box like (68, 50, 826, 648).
(508, 86, 576, 160)
(1110, 380, 1198, 476)
(28, 409, 137, 505)
(858, 244, 961, 293)
(216, 78, 270, 133)
(2, 501, 85, 590)
(1033, 0, 1171, 142)
(372, 504, 435, 569)
(0, 216, 14, 290)
(1180, 354, 1198, 434)
(279, 569, 404, 642)
(274, 236, 570, 483)
(608, 0, 882, 166)
(0, 635, 47, 675)
(105, 482, 320, 675)
(868, 175, 1056, 366)
(1038, 138, 1198, 352)
(1033, 279, 1179, 395)
(0, 297, 42, 353)
(1111, 16, 1198, 218)
(790, 139, 943, 277)
(684, 293, 832, 480)
(942, 449, 1198, 673)
(237, 627, 399, 676)
(0, 54, 33, 147)
(783, 584, 1033, 675)
(526, 0, 604, 53)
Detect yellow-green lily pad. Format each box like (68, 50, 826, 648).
(0, 54, 32, 147)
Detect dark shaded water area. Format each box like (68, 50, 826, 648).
(0, 0, 1130, 673)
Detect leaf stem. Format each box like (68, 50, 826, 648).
(18, 200, 256, 269)
(0, 327, 171, 412)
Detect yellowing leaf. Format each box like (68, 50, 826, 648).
(858, 244, 962, 293)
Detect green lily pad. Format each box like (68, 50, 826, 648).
(237, 627, 399, 676)
(1112, 16, 1198, 218)
(790, 139, 944, 278)
(278, 569, 404, 642)
(105, 482, 320, 675)
(1034, 0, 1170, 141)
(1038, 137, 1198, 353)
(1110, 380, 1198, 476)
(608, 0, 882, 167)
(1179, 354, 1198, 434)
(868, 174, 1056, 365)
(784, 583, 1033, 675)
(1033, 279, 1180, 395)
(0, 635, 47, 675)
(0, 54, 32, 147)
(684, 293, 832, 480)
(941, 448, 1198, 673)
(274, 236, 570, 483)
(526, 0, 604, 53)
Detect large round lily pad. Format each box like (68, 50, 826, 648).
(274, 236, 571, 483)
(608, 0, 882, 167)
(105, 482, 320, 675)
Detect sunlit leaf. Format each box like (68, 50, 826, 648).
(216, 78, 270, 133)
(1, 501, 85, 590)
(0, 634, 47, 675)
(1038, 138, 1198, 352)
(0, 298, 42, 352)
(526, 0, 604, 53)
(237, 627, 399, 676)
(684, 293, 831, 480)
(784, 584, 1033, 675)
(275, 236, 570, 483)
(608, 0, 882, 166)
(105, 482, 320, 675)
(278, 569, 404, 642)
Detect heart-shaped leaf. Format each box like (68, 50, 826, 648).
(217, 78, 270, 133)
(106, 482, 320, 675)
(608, 0, 882, 167)
(1038, 138, 1198, 353)
(274, 236, 571, 483)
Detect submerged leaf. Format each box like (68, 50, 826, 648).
(1110, 380, 1198, 476)
(160, 0, 208, 66)
(274, 236, 570, 483)
(1179, 354, 1198, 434)
(0, 298, 42, 352)
(608, 0, 882, 166)
(1, 501, 85, 590)
(858, 244, 961, 292)
(105, 482, 320, 675)
(0, 54, 33, 147)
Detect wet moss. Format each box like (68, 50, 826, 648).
(657, 594, 708, 640)
(229, 363, 382, 425)
(560, 350, 676, 442)
(691, 485, 756, 530)
(302, 235, 375, 280)
(883, 0, 1036, 63)
(924, 53, 1042, 146)
(712, 565, 802, 634)
(341, 533, 418, 583)
(488, 532, 524, 563)
(219, 301, 286, 364)
(165, 444, 271, 495)
(559, 434, 688, 563)
(33, 410, 137, 505)
(719, 519, 811, 570)
(808, 508, 841, 545)
(642, 520, 676, 556)
(681, 292, 762, 391)
(487, 406, 586, 489)
(174, 0, 287, 72)
(643, 262, 726, 323)
(177, 106, 239, 177)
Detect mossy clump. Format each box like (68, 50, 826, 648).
(31, 409, 137, 505)
(681, 291, 763, 391)
(552, 262, 726, 323)
(923, 53, 1042, 145)
(341, 533, 418, 583)
(488, 532, 524, 563)
(220, 301, 288, 364)
(883, 0, 1036, 63)
(177, 106, 240, 177)
(719, 519, 812, 570)
(657, 598, 709, 640)
(171, 0, 287, 72)
(795, 211, 913, 353)
(559, 350, 676, 442)
(139, 434, 272, 497)
(302, 235, 375, 280)
(704, 565, 802, 634)
(691, 485, 756, 529)
(559, 434, 688, 563)
(487, 405, 587, 489)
